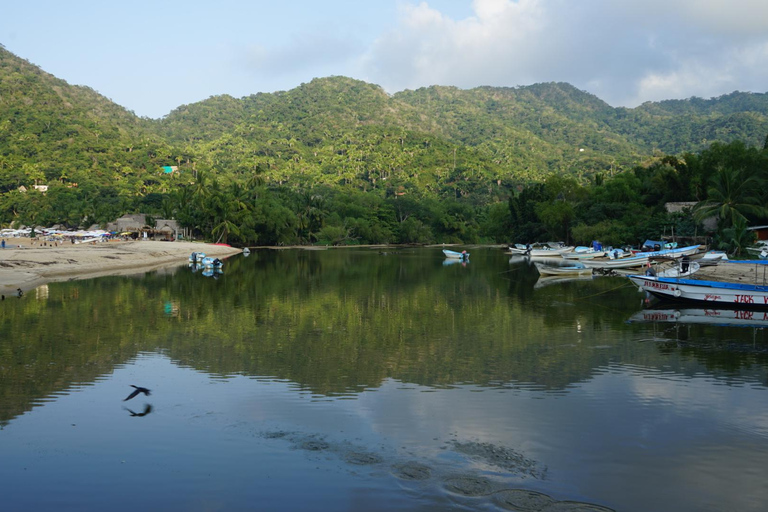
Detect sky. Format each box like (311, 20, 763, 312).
(2, 0, 768, 119)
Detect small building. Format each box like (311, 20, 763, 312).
(107, 214, 186, 241)
(664, 201, 717, 231)
(108, 214, 148, 233)
(748, 225, 768, 241)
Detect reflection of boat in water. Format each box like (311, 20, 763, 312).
(509, 254, 531, 265)
(442, 258, 468, 266)
(202, 267, 223, 278)
(442, 249, 469, 261)
(534, 274, 594, 289)
(628, 306, 768, 328)
(189, 262, 223, 277)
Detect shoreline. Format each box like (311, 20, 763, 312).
(0, 239, 242, 295)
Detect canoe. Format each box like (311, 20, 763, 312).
(628, 274, 768, 307)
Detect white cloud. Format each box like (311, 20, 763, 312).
(360, 0, 768, 106)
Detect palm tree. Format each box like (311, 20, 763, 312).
(693, 167, 768, 230)
(718, 216, 755, 256)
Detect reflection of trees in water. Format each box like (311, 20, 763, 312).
(1, 249, 767, 426)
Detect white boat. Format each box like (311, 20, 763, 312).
(562, 250, 606, 260)
(581, 245, 702, 270)
(580, 253, 651, 269)
(508, 244, 574, 257)
(745, 241, 768, 257)
(533, 261, 591, 276)
(201, 256, 224, 269)
(636, 244, 702, 259)
(656, 261, 700, 278)
(628, 274, 768, 307)
(696, 250, 728, 263)
(442, 249, 469, 260)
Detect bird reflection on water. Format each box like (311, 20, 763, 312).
(124, 404, 153, 417)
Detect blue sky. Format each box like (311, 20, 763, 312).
(3, 0, 768, 118)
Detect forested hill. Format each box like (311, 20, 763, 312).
(0, 46, 176, 196)
(155, 76, 768, 183)
(3, 44, 768, 202)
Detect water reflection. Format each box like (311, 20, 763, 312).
(1, 248, 767, 511)
(629, 305, 768, 328)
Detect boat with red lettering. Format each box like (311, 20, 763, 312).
(627, 274, 768, 307)
(628, 306, 768, 328)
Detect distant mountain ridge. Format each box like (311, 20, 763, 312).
(2, 44, 768, 196)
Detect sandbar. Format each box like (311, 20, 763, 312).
(0, 239, 242, 295)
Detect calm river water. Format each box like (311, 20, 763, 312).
(1, 247, 767, 511)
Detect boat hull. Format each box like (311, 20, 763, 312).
(509, 246, 574, 257)
(628, 275, 768, 307)
(534, 262, 591, 276)
(581, 255, 650, 269)
(442, 249, 469, 260)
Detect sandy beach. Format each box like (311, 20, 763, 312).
(0, 239, 242, 295)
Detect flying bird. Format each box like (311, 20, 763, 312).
(123, 385, 151, 401)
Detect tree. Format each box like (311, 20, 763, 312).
(693, 167, 768, 231)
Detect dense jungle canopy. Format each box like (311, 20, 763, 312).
(2, 45, 768, 249)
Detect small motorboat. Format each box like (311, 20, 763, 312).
(533, 261, 591, 276)
(201, 257, 224, 269)
(442, 249, 469, 261)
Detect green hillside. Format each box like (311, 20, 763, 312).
(2, 45, 768, 247)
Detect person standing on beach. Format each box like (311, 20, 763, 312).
(1, 239, 5, 249)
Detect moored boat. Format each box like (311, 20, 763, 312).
(189, 252, 206, 263)
(443, 249, 469, 260)
(628, 274, 768, 307)
(581, 245, 702, 270)
(533, 261, 591, 276)
(201, 256, 224, 269)
(562, 248, 606, 259)
(508, 244, 574, 257)
(580, 253, 651, 269)
(656, 261, 700, 278)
